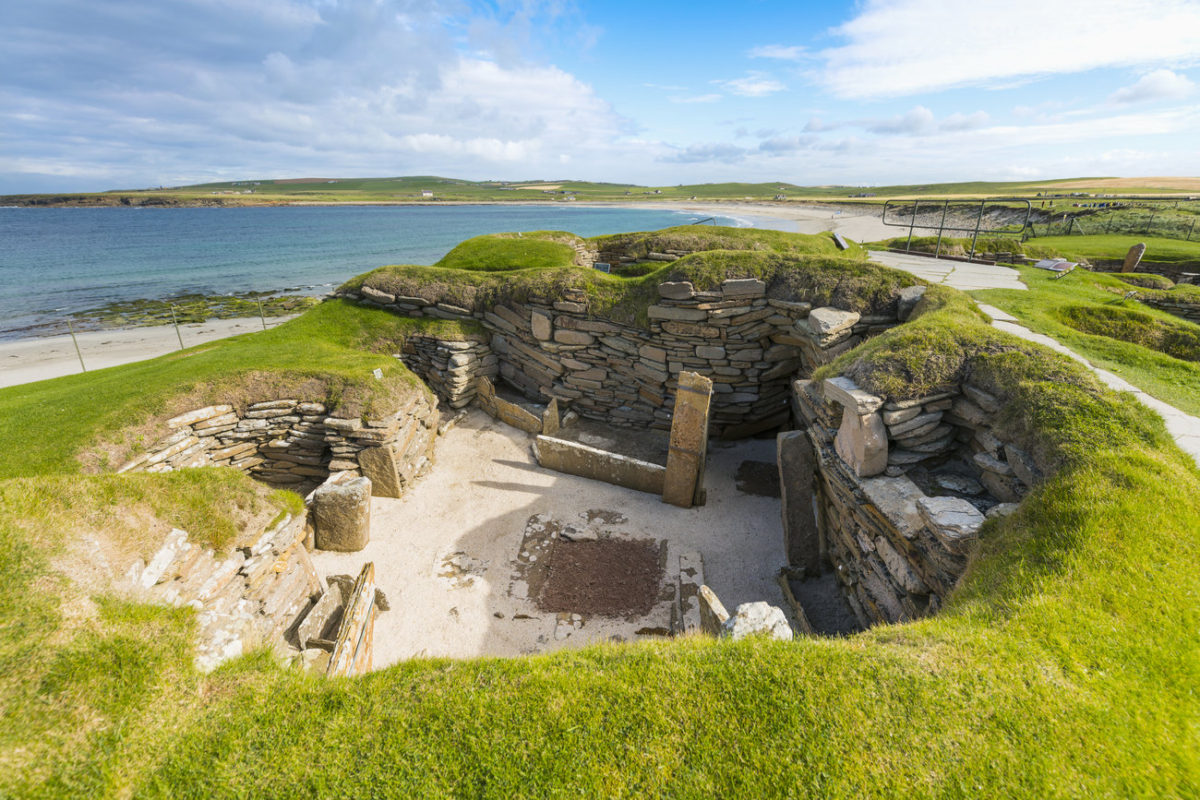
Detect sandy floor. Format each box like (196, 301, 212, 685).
(0, 316, 295, 389)
(310, 409, 790, 665)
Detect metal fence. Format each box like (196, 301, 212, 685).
(881, 198, 1032, 261)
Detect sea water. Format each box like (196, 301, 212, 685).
(0, 204, 748, 338)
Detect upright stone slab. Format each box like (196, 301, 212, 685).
(312, 477, 372, 552)
(663, 371, 713, 508)
(1122, 242, 1147, 273)
(834, 407, 888, 477)
(541, 397, 560, 435)
(358, 445, 402, 498)
(777, 430, 822, 575)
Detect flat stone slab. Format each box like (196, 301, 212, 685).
(823, 376, 883, 415)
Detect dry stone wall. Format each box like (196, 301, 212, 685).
(1139, 295, 1200, 324)
(786, 375, 1040, 626)
(120, 394, 438, 495)
(399, 334, 497, 409)
(127, 512, 320, 672)
(339, 279, 899, 438)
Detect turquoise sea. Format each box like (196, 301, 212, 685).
(0, 204, 748, 339)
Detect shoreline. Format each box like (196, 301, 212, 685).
(0, 200, 894, 389)
(0, 316, 295, 390)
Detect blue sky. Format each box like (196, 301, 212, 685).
(3, 0, 1199, 192)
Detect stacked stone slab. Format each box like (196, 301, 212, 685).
(1139, 295, 1200, 323)
(786, 377, 1039, 627)
(120, 394, 438, 497)
(128, 513, 322, 672)
(399, 334, 497, 409)
(338, 279, 899, 438)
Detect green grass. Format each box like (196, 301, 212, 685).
(0, 301, 475, 477)
(1023, 235, 1200, 268)
(435, 231, 579, 272)
(1056, 304, 1200, 362)
(2, 226, 1200, 796)
(974, 266, 1200, 416)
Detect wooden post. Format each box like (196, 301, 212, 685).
(663, 371, 712, 508)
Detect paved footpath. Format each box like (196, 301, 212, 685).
(870, 250, 1200, 466)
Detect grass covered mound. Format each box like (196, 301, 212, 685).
(593, 225, 863, 259)
(344, 226, 908, 326)
(1056, 305, 1200, 362)
(0, 301, 477, 478)
(434, 230, 581, 272)
(2, 273, 1198, 796)
(974, 266, 1200, 417)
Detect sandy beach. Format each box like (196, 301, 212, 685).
(0, 201, 893, 390)
(0, 316, 295, 389)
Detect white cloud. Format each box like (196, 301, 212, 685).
(716, 73, 786, 97)
(939, 111, 990, 131)
(1110, 69, 1196, 103)
(820, 0, 1200, 98)
(866, 106, 935, 134)
(670, 93, 722, 104)
(748, 44, 806, 61)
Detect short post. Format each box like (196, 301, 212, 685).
(258, 298, 267, 330)
(968, 200, 986, 261)
(933, 199, 949, 259)
(905, 202, 917, 252)
(663, 371, 713, 508)
(169, 305, 185, 350)
(66, 318, 86, 373)
(1187, 218, 1196, 241)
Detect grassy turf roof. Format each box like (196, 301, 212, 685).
(345, 227, 905, 327)
(1, 227, 1198, 796)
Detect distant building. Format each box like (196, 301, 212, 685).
(421, 190, 434, 198)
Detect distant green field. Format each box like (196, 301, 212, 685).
(7, 175, 1200, 208)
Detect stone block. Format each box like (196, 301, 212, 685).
(553, 329, 594, 346)
(721, 278, 766, 298)
(648, 305, 708, 322)
(807, 307, 860, 339)
(531, 310, 553, 341)
(533, 436, 665, 494)
(721, 602, 792, 641)
(874, 536, 928, 594)
(698, 585, 730, 635)
(358, 445, 404, 498)
(917, 496, 985, 555)
(834, 407, 888, 478)
(823, 376, 883, 415)
(312, 477, 372, 552)
(861, 475, 926, 540)
(658, 281, 695, 300)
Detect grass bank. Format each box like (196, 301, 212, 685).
(973, 266, 1200, 416)
(0, 301, 477, 477)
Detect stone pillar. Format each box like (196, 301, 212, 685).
(777, 430, 822, 576)
(663, 371, 712, 508)
(1122, 242, 1146, 273)
(312, 477, 372, 552)
(824, 377, 888, 478)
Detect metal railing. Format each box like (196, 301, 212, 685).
(881, 198, 1032, 261)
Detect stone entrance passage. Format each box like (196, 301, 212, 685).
(308, 409, 792, 665)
